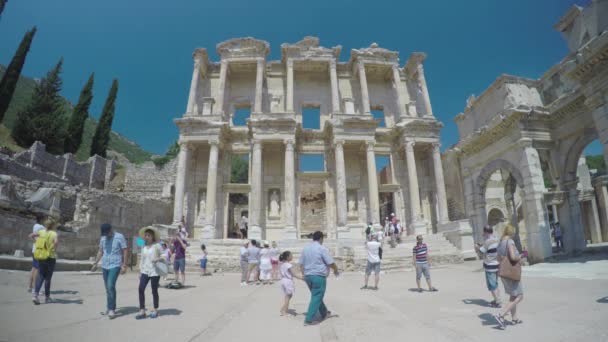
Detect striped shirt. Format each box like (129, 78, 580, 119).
(413, 243, 428, 264)
(99, 232, 127, 270)
(479, 235, 499, 272)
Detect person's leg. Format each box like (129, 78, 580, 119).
(151, 276, 160, 312)
(44, 258, 56, 299)
(317, 276, 328, 319)
(415, 264, 422, 290)
(281, 295, 289, 315)
(138, 273, 149, 311)
(29, 258, 39, 291)
(363, 273, 370, 288)
(35, 260, 49, 297)
(106, 267, 120, 312)
(374, 264, 380, 288)
(246, 263, 253, 283)
(508, 294, 523, 320)
(102, 268, 110, 312)
(304, 276, 317, 323)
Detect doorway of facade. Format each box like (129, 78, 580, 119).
(228, 193, 248, 239)
(379, 192, 394, 227)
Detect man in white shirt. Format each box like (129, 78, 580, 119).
(361, 234, 382, 290)
(29, 214, 46, 293)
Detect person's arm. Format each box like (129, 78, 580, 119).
(92, 246, 104, 271)
(121, 247, 128, 274)
(178, 238, 187, 249)
(412, 249, 416, 265)
(29, 232, 40, 240)
(508, 242, 521, 263)
(289, 267, 303, 281)
(427, 247, 431, 266)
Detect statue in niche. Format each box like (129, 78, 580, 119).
(269, 190, 280, 217)
(197, 191, 206, 224)
(348, 192, 357, 214)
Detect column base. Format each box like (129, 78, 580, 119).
(249, 225, 263, 240)
(201, 225, 215, 240)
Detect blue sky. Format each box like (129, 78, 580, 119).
(0, 0, 599, 156)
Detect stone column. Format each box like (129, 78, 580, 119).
(286, 59, 294, 112)
(366, 141, 380, 227)
(173, 142, 191, 224)
(357, 62, 371, 114)
(588, 198, 603, 243)
(334, 140, 348, 229)
(593, 176, 608, 241)
(186, 58, 202, 115)
(561, 183, 586, 253)
(392, 64, 405, 118)
(202, 141, 219, 238)
(215, 59, 228, 115)
(551, 204, 559, 223)
(431, 143, 449, 224)
(284, 139, 297, 239)
(416, 63, 433, 117)
(329, 60, 340, 113)
(405, 141, 425, 234)
(254, 58, 264, 113)
(249, 140, 264, 239)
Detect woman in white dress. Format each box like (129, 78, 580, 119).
(259, 241, 273, 285)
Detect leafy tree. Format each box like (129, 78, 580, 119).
(64, 73, 94, 153)
(11, 58, 66, 154)
(152, 140, 180, 168)
(0, 26, 36, 122)
(231, 155, 249, 183)
(90, 79, 118, 157)
(586, 154, 607, 175)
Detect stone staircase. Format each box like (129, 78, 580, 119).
(182, 233, 464, 274)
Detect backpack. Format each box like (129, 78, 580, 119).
(33, 230, 52, 261)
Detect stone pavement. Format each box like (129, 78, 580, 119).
(0, 260, 607, 342)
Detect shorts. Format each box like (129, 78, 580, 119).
(485, 271, 498, 291)
(248, 263, 259, 272)
(271, 259, 279, 266)
(173, 258, 186, 273)
(281, 279, 295, 296)
(32, 257, 40, 270)
(365, 261, 381, 275)
(200, 259, 207, 269)
(415, 263, 430, 280)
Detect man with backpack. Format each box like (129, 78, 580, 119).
(91, 223, 128, 319)
(29, 217, 59, 305)
(28, 213, 46, 294)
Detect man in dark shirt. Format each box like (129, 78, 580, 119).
(172, 232, 188, 285)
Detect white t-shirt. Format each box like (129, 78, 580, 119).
(280, 262, 293, 280)
(376, 231, 384, 242)
(32, 223, 45, 253)
(140, 244, 161, 277)
(259, 248, 272, 270)
(366, 241, 381, 263)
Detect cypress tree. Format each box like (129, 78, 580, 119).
(0, 0, 7, 18)
(64, 73, 94, 153)
(0, 26, 37, 122)
(90, 79, 118, 158)
(11, 58, 66, 154)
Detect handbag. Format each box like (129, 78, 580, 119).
(155, 259, 168, 277)
(498, 239, 521, 281)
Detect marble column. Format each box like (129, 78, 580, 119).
(551, 204, 559, 223)
(431, 143, 449, 224)
(416, 63, 433, 117)
(562, 184, 587, 253)
(202, 141, 219, 238)
(366, 141, 380, 227)
(284, 139, 297, 238)
(173, 143, 191, 224)
(186, 58, 201, 115)
(593, 176, 608, 241)
(405, 141, 424, 234)
(329, 60, 340, 113)
(357, 62, 371, 114)
(392, 64, 405, 118)
(249, 140, 264, 239)
(216, 59, 228, 115)
(588, 198, 603, 243)
(286, 59, 294, 112)
(334, 140, 348, 228)
(254, 58, 264, 113)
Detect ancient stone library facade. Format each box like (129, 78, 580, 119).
(172, 36, 451, 243)
(443, 1, 608, 263)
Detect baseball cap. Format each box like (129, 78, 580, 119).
(100, 223, 112, 236)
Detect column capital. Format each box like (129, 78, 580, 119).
(220, 59, 229, 67)
(179, 141, 194, 151)
(329, 59, 337, 70)
(284, 139, 295, 149)
(334, 139, 345, 148)
(431, 142, 441, 153)
(208, 139, 220, 147)
(252, 139, 263, 149)
(357, 60, 365, 72)
(286, 58, 294, 68)
(404, 140, 416, 152)
(366, 140, 376, 151)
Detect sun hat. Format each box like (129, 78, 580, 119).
(139, 226, 160, 242)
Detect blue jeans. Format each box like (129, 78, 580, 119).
(102, 267, 121, 311)
(304, 275, 328, 323)
(35, 258, 56, 297)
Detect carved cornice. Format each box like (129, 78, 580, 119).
(456, 110, 525, 156)
(550, 95, 587, 123)
(350, 43, 399, 66)
(568, 43, 608, 81)
(281, 36, 341, 61)
(554, 5, 582, 32)
(216, 37, 270, 60)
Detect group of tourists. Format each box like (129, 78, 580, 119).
(240, 239, 280, 285)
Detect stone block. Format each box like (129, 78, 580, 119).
(13, 250, 24, 258)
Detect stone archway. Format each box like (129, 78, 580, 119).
(487, 207, 506, 227)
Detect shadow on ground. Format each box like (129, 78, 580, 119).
(50, 290, 79, 295)
(463, 299, 494, 307)
(597, 296, 608, 303)
(157, 308, 182, 316)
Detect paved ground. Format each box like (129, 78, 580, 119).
(0, 259, 607, 342)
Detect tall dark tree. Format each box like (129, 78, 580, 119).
(0, 0, 7, 19)
(90, 79, 118, 157)
(64, 73, 94, 153)
(0, 26, 37, 122)
(11, 58, 66, 154)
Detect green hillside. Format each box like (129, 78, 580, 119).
(0, 65, 152, 164)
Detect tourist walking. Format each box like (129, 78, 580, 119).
(172, 231, 188, 285)
(553, 221, 563, 250)
(413, 235, 438, 292)
(299, 231, 339, 326)
(136, 227, 163, 319)
(240, 241, 249, 286)
(199, 244, 209, 276)
(28, 213, 46, 294)
(259, 241, 273, 284)
(246, 239, 261, 284)
(361, 233, 381, 290)
(240, 215, 248, 239)
(279, 250, 303, 316)
(30, 218, 59, 305)
(475, 225, 501, 307)
(270, 241, 280, 281)
(494, 224, 527, 329)
(91, 223, 128, 319)
(160, 241, 172, 281)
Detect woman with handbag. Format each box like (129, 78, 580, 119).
(136, 227, 165, 319)
(494, 223, 527, 329)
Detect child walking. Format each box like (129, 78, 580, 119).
(199, 244, 209, 276)
(279, 250, 302, 316)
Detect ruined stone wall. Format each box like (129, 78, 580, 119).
(124, 158, 177, 200)
(2, 141, 115, 190)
